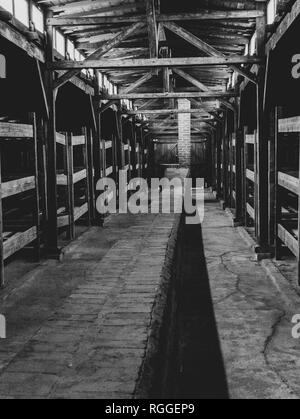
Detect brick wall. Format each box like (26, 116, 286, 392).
(178, 99, 191, 167)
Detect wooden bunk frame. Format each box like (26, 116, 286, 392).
(56, 130, 91, 240)
(0, 118, 40, 287)
(275, 114, 300, 282)
(244, 130, 256, 226)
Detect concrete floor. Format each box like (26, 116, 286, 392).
(203, 196, 300, 399)
(0, 192, 300, 399)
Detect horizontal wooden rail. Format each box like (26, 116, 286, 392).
(278, 224, 298, 257)
(279, 117, 300, 133)
(2, 176, 35, 199)
(0, 122, 33, 138)
(278, 171, 299, 196)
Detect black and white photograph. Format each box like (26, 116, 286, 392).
(0, 0, 300, 402)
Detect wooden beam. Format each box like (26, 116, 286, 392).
(0, 19, 44, 62)
(124, 109, 215, 115)
(47, 10, 264, 26)
(54, 22, 145, 89)
(49, 56, 261, 70)
(163, 21, 257, 84)
(100, 71, 155, 113)
(173, 68, 235, 112)
(146, 0, 158, 58)
(109, 91, 237, 99)
(158, 10, 265, 21)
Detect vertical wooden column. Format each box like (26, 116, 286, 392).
(235, 128, 244, 223)
(86, 127, 96, 223)
(0, 144, 4, 288)
(256, 1, 269, 251)
(268, 107, 276, 252)
(83, 128, 92, 226)
(222, 112, 228, 206)
(45, 11, 58, 253)
(67, 133, 75, 240)
(274, 107, 283, 260)
(244, 126, 249, 226)
(216, 124, 222, 199)
(30, 112, 41, 261)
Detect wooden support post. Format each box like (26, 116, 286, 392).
(0, 144, 4, 288)
(244, 126, 250, 227)
(216, 124, 222, 199)
(255, 2, 269, 251)
(274, 107, 283, 260)
(268, 107, 276, 253)
(221, 112, 228, 208)
(83, 128, 92, 227)
(30, 112, 41, 261)
(298, 131, 300, 285)
(45, 11, 58, 254)
(67, 133, 75, 240)
(87, 128, 96, 223)
(235, 128, 244, 224)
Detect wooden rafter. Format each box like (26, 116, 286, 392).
(49, 56, 261, 70)
(163, 21, 257, 84)
(54, 21, 145, 89)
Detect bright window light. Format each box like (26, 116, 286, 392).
(267, 0, 277, 25)
(67, 39, 75, 60)
(0, 0, 13, 14)
(249, 32, 257, 56)
(32, 4, 44, 33)
(15, 0, 29, 27)
(56, 31, 65, 56)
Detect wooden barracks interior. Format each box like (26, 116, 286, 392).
(1, 0, 300, 400)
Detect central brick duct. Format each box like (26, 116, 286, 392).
(178, 99, 191, 167)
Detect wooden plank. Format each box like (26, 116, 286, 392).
(57, 169, 87, 186)
(1, 177, 35, 199)
(47, 10, 263, 26)
(3, 227, 37, 260)
(246, 134, 255, 144)
(106, 166, 114, 176)
(57, 214, 70, 228)
(278, 171, 299, 195)
(158, 10, 265, 21)
(278, 117, 300, 133)
(278, 224, 298, 257)
(56, 132, 67, 145)
(109, 91, 236, 99)
(74, 203, 89, 222)
(72, 135, 86, 146)
(246, 169, 255, 183)
(247, 203, 255, 220)
(49, 56, 262, 70)
(0, 123, 33, 138)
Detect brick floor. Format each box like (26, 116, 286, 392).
(0, 210, 180, 399)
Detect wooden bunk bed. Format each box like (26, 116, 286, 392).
(0, 118, 40, 287)
(275, 114, 300, 282)
(56, 130, 91, 240)
(244, 131, 256, 226)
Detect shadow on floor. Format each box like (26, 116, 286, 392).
(176, 221, 229, 399)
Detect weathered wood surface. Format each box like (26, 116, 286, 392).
(278, 171, 299, 196)
(3, 227, 37, 261)
(279, 117, 300, 133)
(278, 223, 299, 257)
(1, 177, 36, 199)
(0, 123, 33, 138)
